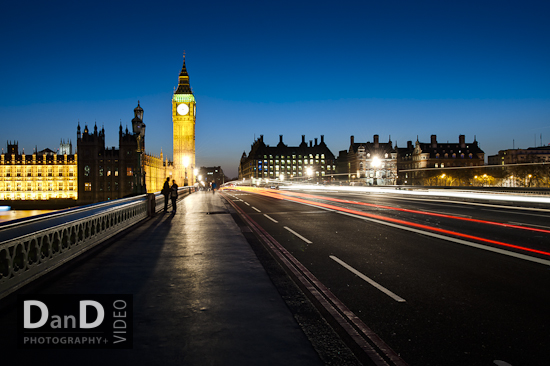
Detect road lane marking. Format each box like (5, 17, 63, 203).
(420, 209, 471, 218)
(264, 214, 278, 223)
(508, 222, 550, 230)
(284, 226, 312, 244)
(335, 210, 550, 266)
(481, 209, 550, 218)
(252, 207, 261, 212)
(330, 255, 406, 303)
(494, 361, 513, 366)
(244, 202, 250, 206)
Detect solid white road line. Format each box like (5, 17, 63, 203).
(335, 210, 550, 267)
(284, 226, 313, 244)
(330, 255, 406, 303)
(264, 214, 278, 223)
(252, 207, 261, 212)
(508, 221, 550, 230)
(277, 199, 550, 266)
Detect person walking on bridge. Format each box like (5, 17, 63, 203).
(162, 177, 171, 213)
(170, 180, 179, 213)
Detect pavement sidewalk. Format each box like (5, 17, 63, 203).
(0, 191, 324, 365)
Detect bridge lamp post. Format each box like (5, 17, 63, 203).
(132, 119, 146, 194)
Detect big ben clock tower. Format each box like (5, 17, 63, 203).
(172, 53, 196, 186)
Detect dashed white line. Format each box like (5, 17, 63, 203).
(252, 207, 261, 212)
(264, 214, 278, 223)
(284, 226, 312, 244)
(244, 202, 250, 206)
(330, 255, 406, 303)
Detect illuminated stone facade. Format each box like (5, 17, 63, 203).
(337, 135, 397, 185)
(239, 135, 336, 182)
(172, 54, 196, 186)
(172, 55, 197, 186)
(396, 134, 485, 185)
(0, 142, 77, 201)
(143, 152, 173, 193)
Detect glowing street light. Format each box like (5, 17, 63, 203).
(371, 156, 381, 185)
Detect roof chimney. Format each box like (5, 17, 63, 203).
(350, 135, 354, 146)
(374, 134, 379, 148)
(279, 135, 283, 144)
(314, 138, 318, 146)
(302, 135, 305, 144)
(407, 140, 413, 150)
(459, 134, 465, 148)
(321, 135, 325, 144)
(431, 135, 437, 148)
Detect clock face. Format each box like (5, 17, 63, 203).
(177, 103, 189, 115)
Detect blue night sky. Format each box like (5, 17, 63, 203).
(1, 0, 549, 178)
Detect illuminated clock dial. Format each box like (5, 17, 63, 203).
(177, 103, 189, 115)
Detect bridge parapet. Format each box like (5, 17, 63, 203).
(0, 187, 195, 300)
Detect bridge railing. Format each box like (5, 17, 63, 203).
(0, 187, 194, 300)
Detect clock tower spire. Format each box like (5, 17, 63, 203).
(172, 52, 196, 186)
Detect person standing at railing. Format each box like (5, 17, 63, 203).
(162, 177, 171, 213)
(170, 180, 179, 213)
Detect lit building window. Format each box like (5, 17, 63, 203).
(127, 167, 133, 176)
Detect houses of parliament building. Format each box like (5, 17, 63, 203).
(0, 55, 196, 204)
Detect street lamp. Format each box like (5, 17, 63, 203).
(182, 156, 190, 186)
(306, 167, 313, 182)
(131, 101, 146, 194)
(371, 156, 381, 185)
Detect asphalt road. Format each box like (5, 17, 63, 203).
(221, 187, 550, 366)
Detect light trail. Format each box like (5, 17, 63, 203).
(224, 186, 550, 258)
(224, 186, 550, 235)
(277, 190, 550, 235)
